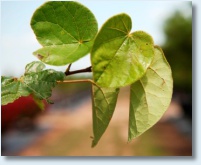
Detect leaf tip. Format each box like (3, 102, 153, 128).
(46, 99, 54, 104)
(91, 140, 98, 148)
(127, 137, 133, 143)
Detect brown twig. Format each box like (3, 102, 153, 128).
(65, 65, 92, 76)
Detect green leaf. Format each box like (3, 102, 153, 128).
(128, 46, 173, 141)
(91, 13, 154, 88)
(91, 86, 119, 147)
(31, 1, 98, 66)
(1, 61, 65, 105)
(32, 95, 45, 111)
(25, 61, 45, 74)
(23, 70, 64, 103)
(1, 76, 31, 105)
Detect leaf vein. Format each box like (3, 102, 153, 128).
(96, 37, 128, 82)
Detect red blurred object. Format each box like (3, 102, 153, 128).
(1, 96, 47, 132)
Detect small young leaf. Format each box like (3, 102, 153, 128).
(1, 76, 31, 105)
(128, 46, 173, 141)
(1, 61, 65, 105)
(91, 86, 119, 147)
(25, 61, 45, 74)
(23, 69, 64, 103)
(31, 1, 98, 66)
(91, 13, 154, 88)
(32, 95, 45, 111)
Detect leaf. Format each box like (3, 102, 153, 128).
(91, 86, 119, 147)
(32, 95, 45, 111)
(91, 13, 154, 88)
(25, 61, 45, 74)
(31, 1, 98, 66)
(1, 76, 31, 105)
(1, 61, 65, 105)
(128, 46, 173, 141)
(23, 70, 64, 103)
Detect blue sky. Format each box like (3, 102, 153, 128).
(1, 0, 190, 77)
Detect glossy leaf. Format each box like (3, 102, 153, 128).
(1, 61, 65, 105)
(91, 13, 154, 88)
(91, 86, 119, 147)
(128, 46, 173, 141)
(31, 1, 98, 66)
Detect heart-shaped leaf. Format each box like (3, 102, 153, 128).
(91, 86, 119, 147)
(128, 46, 173, 141)
(31, 1, 98, 66)
(91, 13, 154, 88)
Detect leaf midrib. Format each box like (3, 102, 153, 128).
(139, 79, 150, 129)
(96, 36, 128, 83)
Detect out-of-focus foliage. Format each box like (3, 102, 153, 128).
(162, 4, 192, 92)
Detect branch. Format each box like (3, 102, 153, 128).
(65, 63, 72, 73)
(65, 65, 92, 76)
(57, 79, 101, 89)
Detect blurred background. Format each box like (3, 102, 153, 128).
(1, 1, 192, 156)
